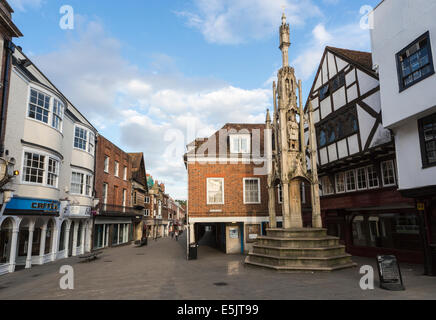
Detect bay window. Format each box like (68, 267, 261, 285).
(335, 172, 346, 193)
(381, 160, 396, 187)
(23, 152, 45, 184)
(28, 88, 64, 132)
(71, 171, 93, 196)
(345, 170, 357, 192)
(74, 125, 95, 155)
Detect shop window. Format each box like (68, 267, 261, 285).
(59, 222, 66, 251)
(352, 216, 366, 247)
(418, 112, 436, 167)
(0, 219, 13, 264)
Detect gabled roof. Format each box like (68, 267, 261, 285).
(185, 123, 266, 159)
(326, 46, 374, 73)
(128, 153, 148, 190)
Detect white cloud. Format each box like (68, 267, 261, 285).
(32, 18, 271, 199)
(9, 0, 43, 12)
(176, 0, 322, 44)
(292, 22, 371, 80)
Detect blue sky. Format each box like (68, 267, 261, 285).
(9, 0, 381, 199)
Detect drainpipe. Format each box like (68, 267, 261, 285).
(0, 40, 15, 157)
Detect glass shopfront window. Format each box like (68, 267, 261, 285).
(0, 219, 13, 264)
(111, 224, 130, 246)
(352, 212, 421, 251)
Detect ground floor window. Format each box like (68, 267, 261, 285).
(44, 220, 54, 255)
(59, 222, 67, 251)
(352, 212, 421, 250)
(94, 224, 109, 249)
(111, 224, 130, 246)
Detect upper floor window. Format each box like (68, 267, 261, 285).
(243, 178, 261, 204)
(71, 171, 93, 196)
(207, 178, 224, 205)
(114, 161, 119, 177)
(331, 72, 345, 92)
(381, 160, 396, 187)
(103, 183, 108, 204)
(319, 83, 330, 101)
(52, 99, 64, 131)
(367, 165, 379, 189)
(74, 125, 95, 155)
(28, 89, 64, 132)
(145, 196, 150, 204)
(397, 31, 434, 92)
(335, 172, 346, 194)
(419, 112, 436, 167)
(345, 170, 357, 192)
(28, 89, 50, 124)
(104, 156, 109, 173)
(317, 107, 358, 149)
(230, 134, 251, 154)
(23, 151, 60, 188)
(123, 166, 128, 180)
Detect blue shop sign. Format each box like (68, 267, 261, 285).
(5, 197, 60, 215)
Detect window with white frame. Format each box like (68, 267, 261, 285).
(320, 176, 334, 196)
(367, 165, 379, 189)
(71, 172, 93, 196)
(346, 170, 357, 192)
(28, 89, 50, 124)
(381, 160, 396, 187)
(74, 125, 95, 155)
(357, 167, 367, 190)
(23, 152, 45, 184)
(335, 172, 346, 193)
(103, 183, 108, 204)
(104, 156, 109, 173)
(278, 184, 283, 203)
(123, 166, 127, 180)
(114, 161, 119, 177)
(145, 196, 150, 204)
(145, 209, 150, 216)
(47, 158, 59, 187)
(74, 127, 87, 151)
(244, 178, 261, 204)
(207, 178, 224, 204)
(230, 134, 251, 154)
(52, 99, 64, 131)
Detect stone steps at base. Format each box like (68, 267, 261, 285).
(246, 252, 354, 268)
(252, 244, 346, 258)
(266, 228, 327, 238)
(257, 236, 340, 248)
(244, 257, 357, 273)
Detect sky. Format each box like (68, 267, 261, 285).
(9, 0, 381, 200)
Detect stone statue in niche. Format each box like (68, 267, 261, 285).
(287, 111, 299, 150)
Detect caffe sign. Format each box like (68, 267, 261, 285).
(5, 197, 60, 215)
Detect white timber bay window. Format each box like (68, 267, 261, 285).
(28, 88, 65, 132)
(335, 172, 346, 194)
(320, 176, 334, 196)
(22, 150, 60, 188)
(207, 178, 224, 205)
(230, 134, 251, 154)
(381, 160, 397, 187)
(71, 171, 93, 196)
(243, 178, 261, 204)
(74, 125, 95, 155)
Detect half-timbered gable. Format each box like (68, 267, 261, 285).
(306, 46, 393, 171)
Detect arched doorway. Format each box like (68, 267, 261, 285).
(44, 219, 55, 255)
(68, 221, 75, 257)
(58, 220, 67, 255)
(0, 218, 14, 265)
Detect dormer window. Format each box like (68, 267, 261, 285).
(230, 134, 251, 154)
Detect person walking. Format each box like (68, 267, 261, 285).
(175, 229, 179, 242)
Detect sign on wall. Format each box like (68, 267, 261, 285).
(5, 197, 60, 215)
(245, 224, 261, 243)
(229, 227, 239, 239)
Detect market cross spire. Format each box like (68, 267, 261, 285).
(279, 12, 291, 67)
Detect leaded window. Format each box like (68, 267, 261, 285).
(419, 113, 436, 167)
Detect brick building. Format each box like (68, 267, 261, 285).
(185, 123, 274, 254)
(93, 135, 137, 249)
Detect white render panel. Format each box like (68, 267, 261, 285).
(328, 52, 337, 77)
(337, 139, 348, 159)
(357, 106, 376, 148)
(357, 70, 378, 96)
(347, 84, 358, 102)
(322, 58, 328, 84)
(313, 109, 320, 123)
(369, 124, 392, 148)
(314, 74, 322, 91)
(328, 144, 338, 162)
(320, 98, 331, 119)
(332, 87, 346, 111)
(345, 68, 356, 86)
(394, 120, 436, 190)
(348, 134, 359, 155)
(336, 57, 348, 71)
(363, 91, 382, 113)
(312, 97, 319, 109)
(319, 147, 328, 165)
(371, 0, 436, 128)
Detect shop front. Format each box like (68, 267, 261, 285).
(93, 217, 133, 250)
(0, 197, 60, 274)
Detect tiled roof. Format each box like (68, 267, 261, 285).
(326, 46, 374, 72)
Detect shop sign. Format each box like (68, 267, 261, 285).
(417, 202, 425, 211)
(5, 197, 60, 215)
(229, 227, 239, 239)
(376, 255, 405, 291)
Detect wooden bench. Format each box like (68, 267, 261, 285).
(78, 250, 103, 263)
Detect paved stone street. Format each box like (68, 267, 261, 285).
(0, 233, 435, 300)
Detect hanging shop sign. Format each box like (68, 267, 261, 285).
(5, 197, 60, 215)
